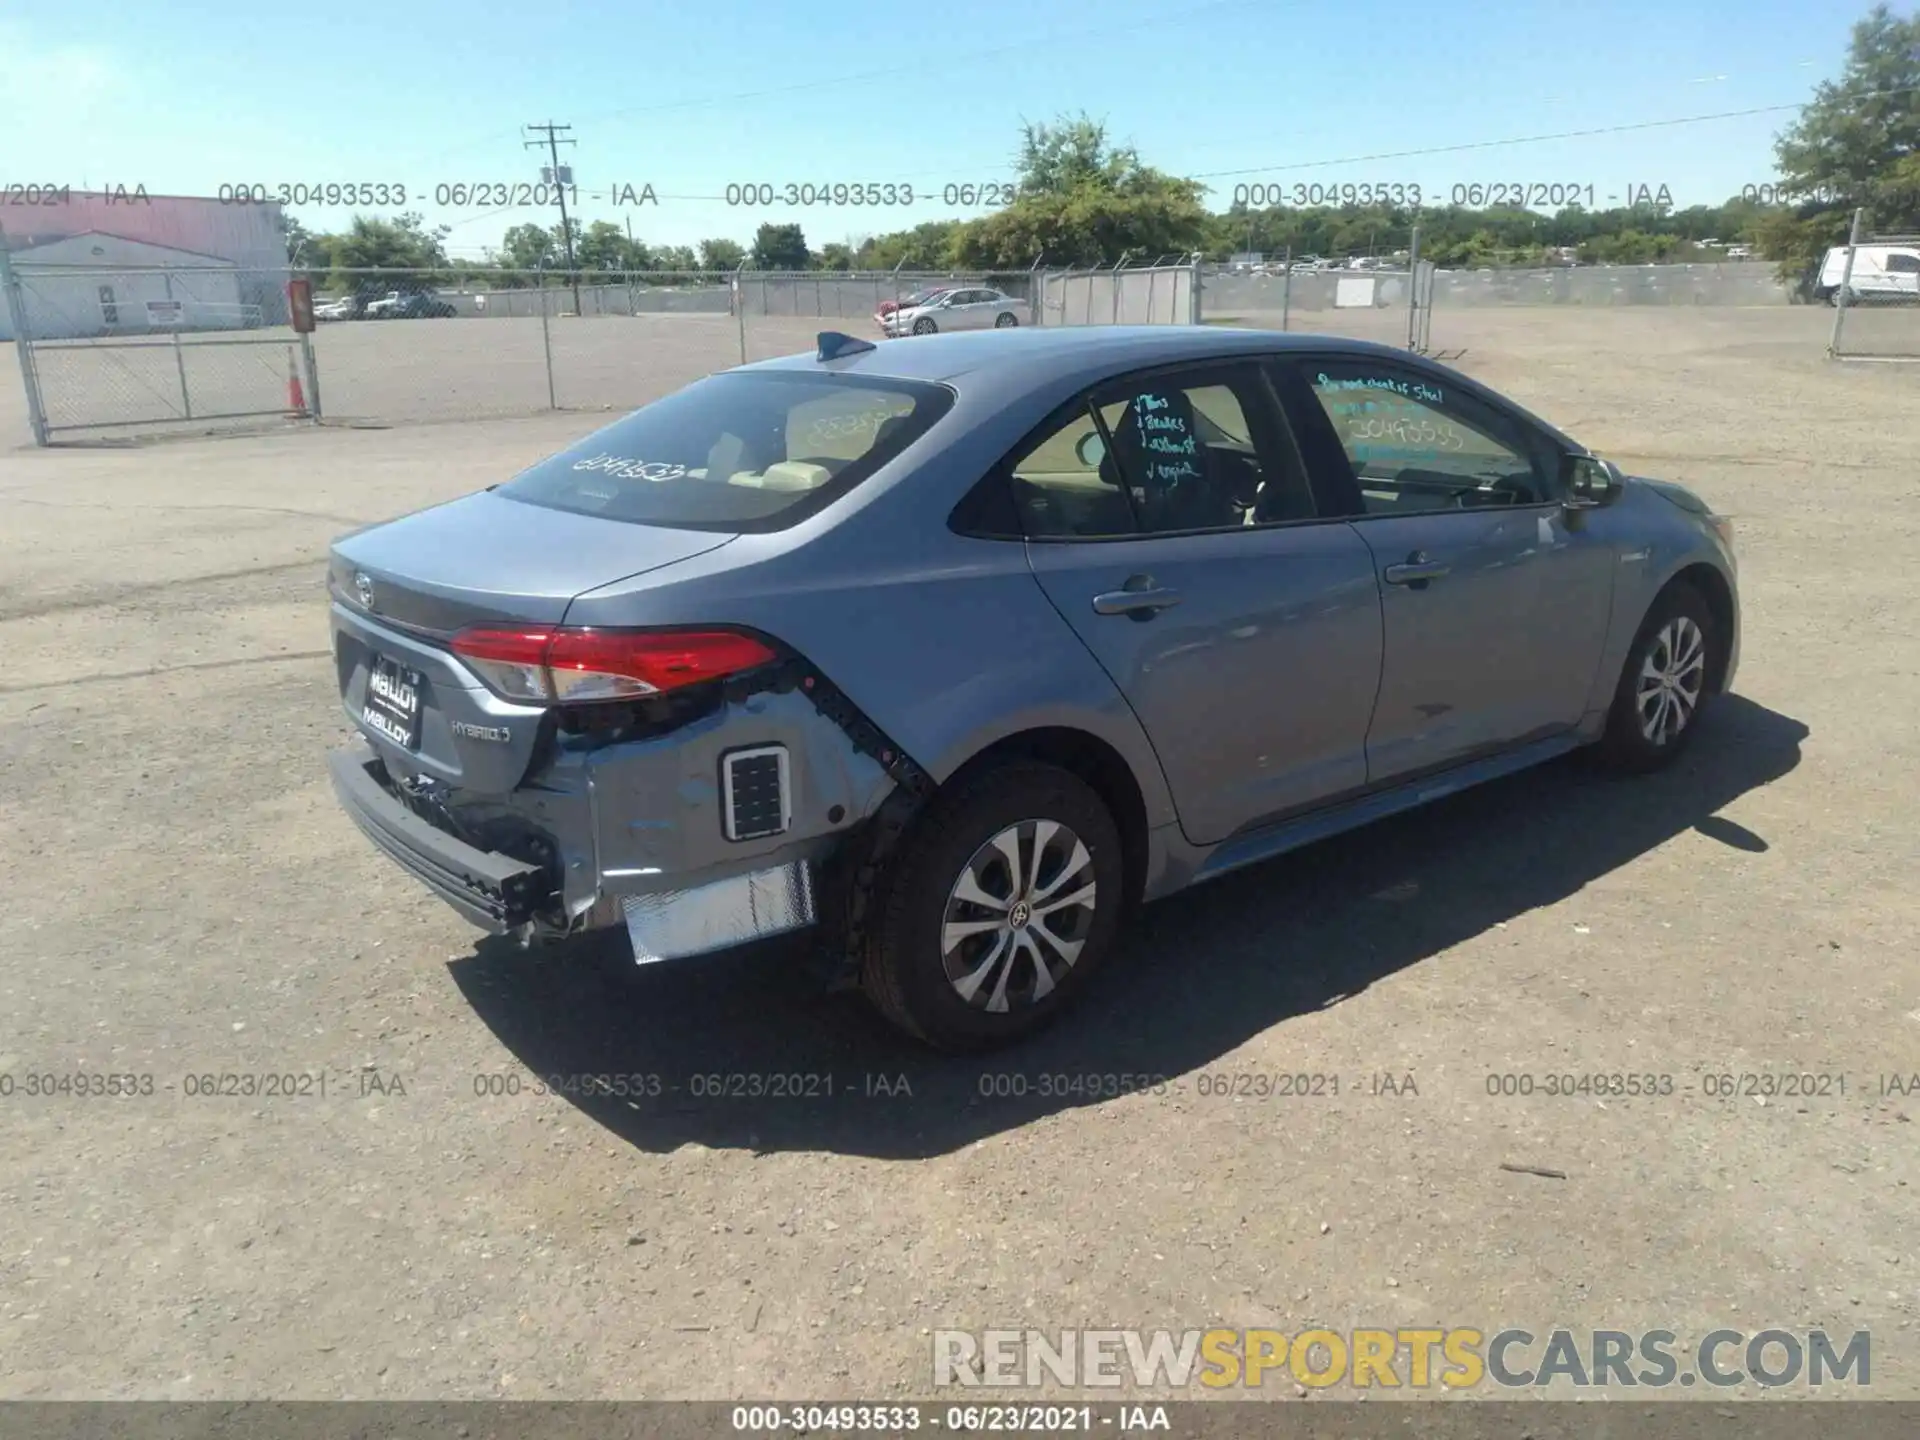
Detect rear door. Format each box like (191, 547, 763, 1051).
(1018, 359, 1384, 845)
(1272, 354, 1616, 783)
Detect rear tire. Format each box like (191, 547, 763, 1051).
(994, 312, 1019, 328)
(1597, 582, 1718, 773)
(858, 763, 1125, 1052)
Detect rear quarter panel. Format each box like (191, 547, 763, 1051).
(561, 370, 1181, 833)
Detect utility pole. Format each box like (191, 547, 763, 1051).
(524, 120, 581, 316)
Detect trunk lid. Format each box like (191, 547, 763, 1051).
(329, 489, 734, 632)
(328, 490, 736, 795)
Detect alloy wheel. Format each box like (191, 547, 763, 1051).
(1635, 615, 1707, 745)
(940, 819, 1098, 1013)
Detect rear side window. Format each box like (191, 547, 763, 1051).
(498, 372, 952, 533)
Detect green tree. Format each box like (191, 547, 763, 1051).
(953, 114, 1210, 267)
(816, 242, 855, 271)
(1761, 4, 1920, 275)
(1015, 113, 1144, 197)
(574, 219, 647, 274)
(749, 222, 811, 270)
(325, 213, 451, 289)
(500, 222, 558, 271)
(332, 213, 449, 269)
(698, 237, 746, 270)
(854, 220, 966, 269)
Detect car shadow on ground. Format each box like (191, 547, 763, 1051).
(447, 694, 1806, 1159)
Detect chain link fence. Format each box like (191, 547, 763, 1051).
(1199, 259, 1432, 349)
(1, 246, 1819, 444)
(1199, 249, 1800, 362)
(1, 263, 1064, 439)
(1826, 209, 1920, 361)
(1031, 261, 1198, 326)
(0, 254, 307, 441)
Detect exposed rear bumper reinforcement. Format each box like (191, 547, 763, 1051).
(328, 742, 549, 932)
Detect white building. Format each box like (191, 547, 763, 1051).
(1, 232, 254, 341)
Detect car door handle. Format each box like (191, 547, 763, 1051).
(1383, 553, 1451, 587)
(1092, 586, 1182, 616)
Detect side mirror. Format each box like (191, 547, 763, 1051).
(1074, 431, 1107, 469)
(1562, 454, 1623, 510)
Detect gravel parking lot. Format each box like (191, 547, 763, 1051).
(0, 307, 1914, 1402)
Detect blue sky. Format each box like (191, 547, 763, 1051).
(0, 0, 1858, 254)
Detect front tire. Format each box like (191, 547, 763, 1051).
(1597, 582, 1718, 773)
(858, 763, 1125, 1051)
(911, 316, 937, 335)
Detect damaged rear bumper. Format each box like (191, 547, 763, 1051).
(328, 743, 550, 932)
(329, 661, 919, 961)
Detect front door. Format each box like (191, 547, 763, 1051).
(944, 289, 989, 330)
(1015, 359, 1384, 845)
(1276, 355, 1617, 783)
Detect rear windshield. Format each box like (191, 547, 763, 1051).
(497, 371, 953, 533)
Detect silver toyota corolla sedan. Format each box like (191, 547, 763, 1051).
(327, 326, 1738, 1051)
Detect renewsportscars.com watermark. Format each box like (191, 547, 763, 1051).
(933, 1328, 1872, 1391)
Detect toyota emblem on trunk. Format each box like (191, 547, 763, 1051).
(354, 571, 376, 610)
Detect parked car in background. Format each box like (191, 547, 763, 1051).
(327, 325, 1739, 1052)
(875, 285, 954, 325)
(366, 289, 458, 320)
(315, 293, 372, 322)
(1815, 243, 1920, 304)
(881, 286, 1022, 337)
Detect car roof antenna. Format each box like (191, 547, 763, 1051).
(817, 331, 877, 362)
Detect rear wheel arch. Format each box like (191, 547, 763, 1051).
(942, 727, 1151, 911)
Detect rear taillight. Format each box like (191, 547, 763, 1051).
(450, 626, 778, 704)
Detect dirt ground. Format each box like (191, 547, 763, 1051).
(0, 307, 1914, 1403)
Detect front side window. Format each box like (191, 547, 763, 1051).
(1303, 361, 1551, 515)
(1006, 363, 1317, 538)
(498, 372, 950, 533)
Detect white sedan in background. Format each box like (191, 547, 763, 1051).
(880, 286, 1023, 337)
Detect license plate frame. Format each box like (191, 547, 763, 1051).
(363, 654, 424, 750)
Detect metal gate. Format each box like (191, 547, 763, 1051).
(1038, 261, 1200, 326)
(1, 255, 315, 444)
(1827, 208, 1920, 363)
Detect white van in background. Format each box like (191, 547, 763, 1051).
(1816, 243, 1920, 303)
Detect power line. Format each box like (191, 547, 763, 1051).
(562, 89, 1878, 207)
(1179, 98, 1848, 182)
(524, 120, 582, 314)
(383, 0, 1255, 175)
(377, 80, 1894, 256)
